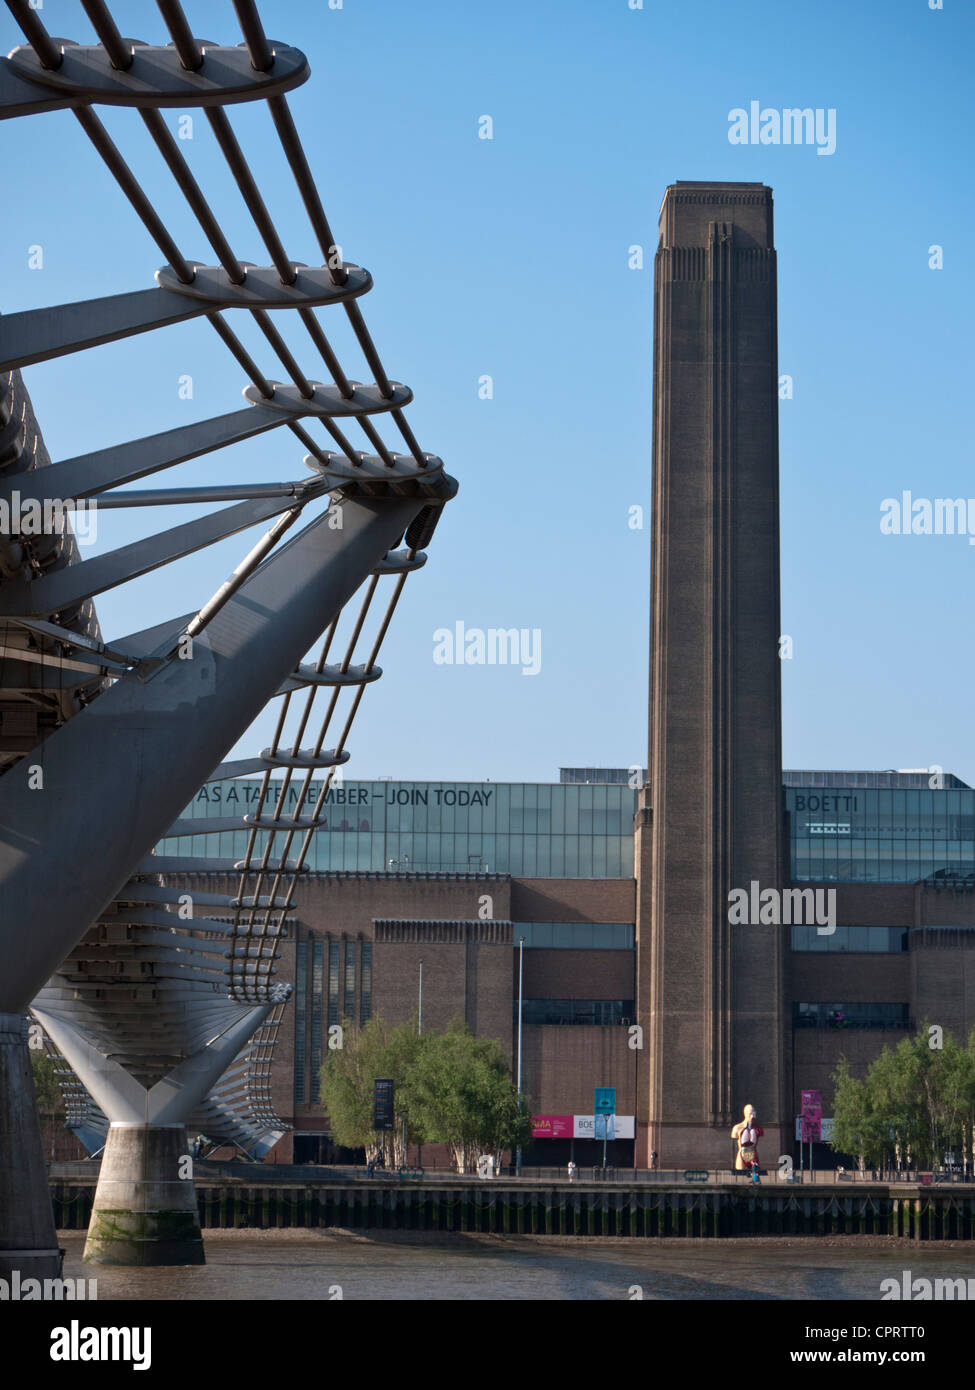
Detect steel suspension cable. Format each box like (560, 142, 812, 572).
(230, 0, 429, 465)
(10, 2, 411, 469)
(230, 579, 382, 942)
(159, 0, 413, 464)
(239, 568, 414, 963)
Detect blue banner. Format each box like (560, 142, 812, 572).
(594, 1086, 616, 1116)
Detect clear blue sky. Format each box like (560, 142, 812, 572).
(3, 0, 972, 784)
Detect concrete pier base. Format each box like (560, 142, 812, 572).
(84, 1124, 205, 1266)
(0, 1013, 62, 1280)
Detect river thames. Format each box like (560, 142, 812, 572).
(56, 1231, 975, 1301)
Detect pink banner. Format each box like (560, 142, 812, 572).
(532, 1114, 573, 1139)
(801, 1089, 822, 1142)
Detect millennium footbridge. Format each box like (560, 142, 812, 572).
(0, 0, 454, 1271)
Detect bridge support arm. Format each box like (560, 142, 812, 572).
(0, 490, 424, 1013)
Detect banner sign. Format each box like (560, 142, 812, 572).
(373, 1077, 395, 1131)
(794, 1115, 833, 1142)
(573, 1114, 634, 1140)
(594, 1086, 616, 1116)
(531, 1114, 573, 1139)
(801, 1089, 823, 1142)
(594, 1114, 615, 1141)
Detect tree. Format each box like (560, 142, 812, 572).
(831, 1027, 975, 1172)
(31, 1051, 64, 1111)
(320, 1015, 533, 1173)
(318, 1014, 423, 1166)
(830, 1058, 886, 1170)
(406, 1019, 533, 1174)
(31, 1051, 67, 1161)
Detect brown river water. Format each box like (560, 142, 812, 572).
(57, 1230, 975, 1301)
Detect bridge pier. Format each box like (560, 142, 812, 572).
(0, 1014, 61, 1280)
(33, 1001, 274, 1265)
(84, 1124, 203, 1266)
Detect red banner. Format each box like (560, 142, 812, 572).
(531, 1114, 573, 1139)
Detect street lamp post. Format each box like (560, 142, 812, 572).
(516, 936, 525, 1177)
(417, 958, 423, 1168)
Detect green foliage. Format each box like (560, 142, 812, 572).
(318, 1015, 422, 1164)
(319, 1014, 532, 1172)
(30, 1050, 64, 1113)
(831, 1025, 975, 1170)
(829, 1058, 885, 1167)
(406, 1018, 534, 1173)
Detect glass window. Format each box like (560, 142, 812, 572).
(310, 942, 323, 1094)
(327, 941, 339, 1027)
(156, 779, 645, 878)
(788, 785, 975, 884)
(360, 941, 372, 1024)
(515, 922, 635, 949)
(793, 1001, 910, 1029)
(790, 924, 907, 953)
(344, 939, 356, 1021)
(521, 999, 635, 1026)
(565, 836, 579, 876)
(294, 942, 307, 1107)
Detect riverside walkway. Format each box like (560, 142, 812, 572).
(48, 1162, 975, 1241)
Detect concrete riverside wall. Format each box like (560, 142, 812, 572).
(51, 1176, 975, 1241)
(83, 1125, 204, 1266)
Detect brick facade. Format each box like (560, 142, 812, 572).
(176, 848, 975, 1168)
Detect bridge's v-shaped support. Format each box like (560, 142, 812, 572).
(32, 1004, 270, 1265)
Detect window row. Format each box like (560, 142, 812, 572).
(520, 999, 635, 1026)
(791, 853, 975, 883)
(786, 789, 975, 817)
(793, 1002, 910, 1029)
(790, 925, 908, 953)
(517, 922, 635, 950)
(294, 938, 372, 1109)
(157, 831, 635, 879)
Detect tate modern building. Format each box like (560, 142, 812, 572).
(77, 186, 975, 1168)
